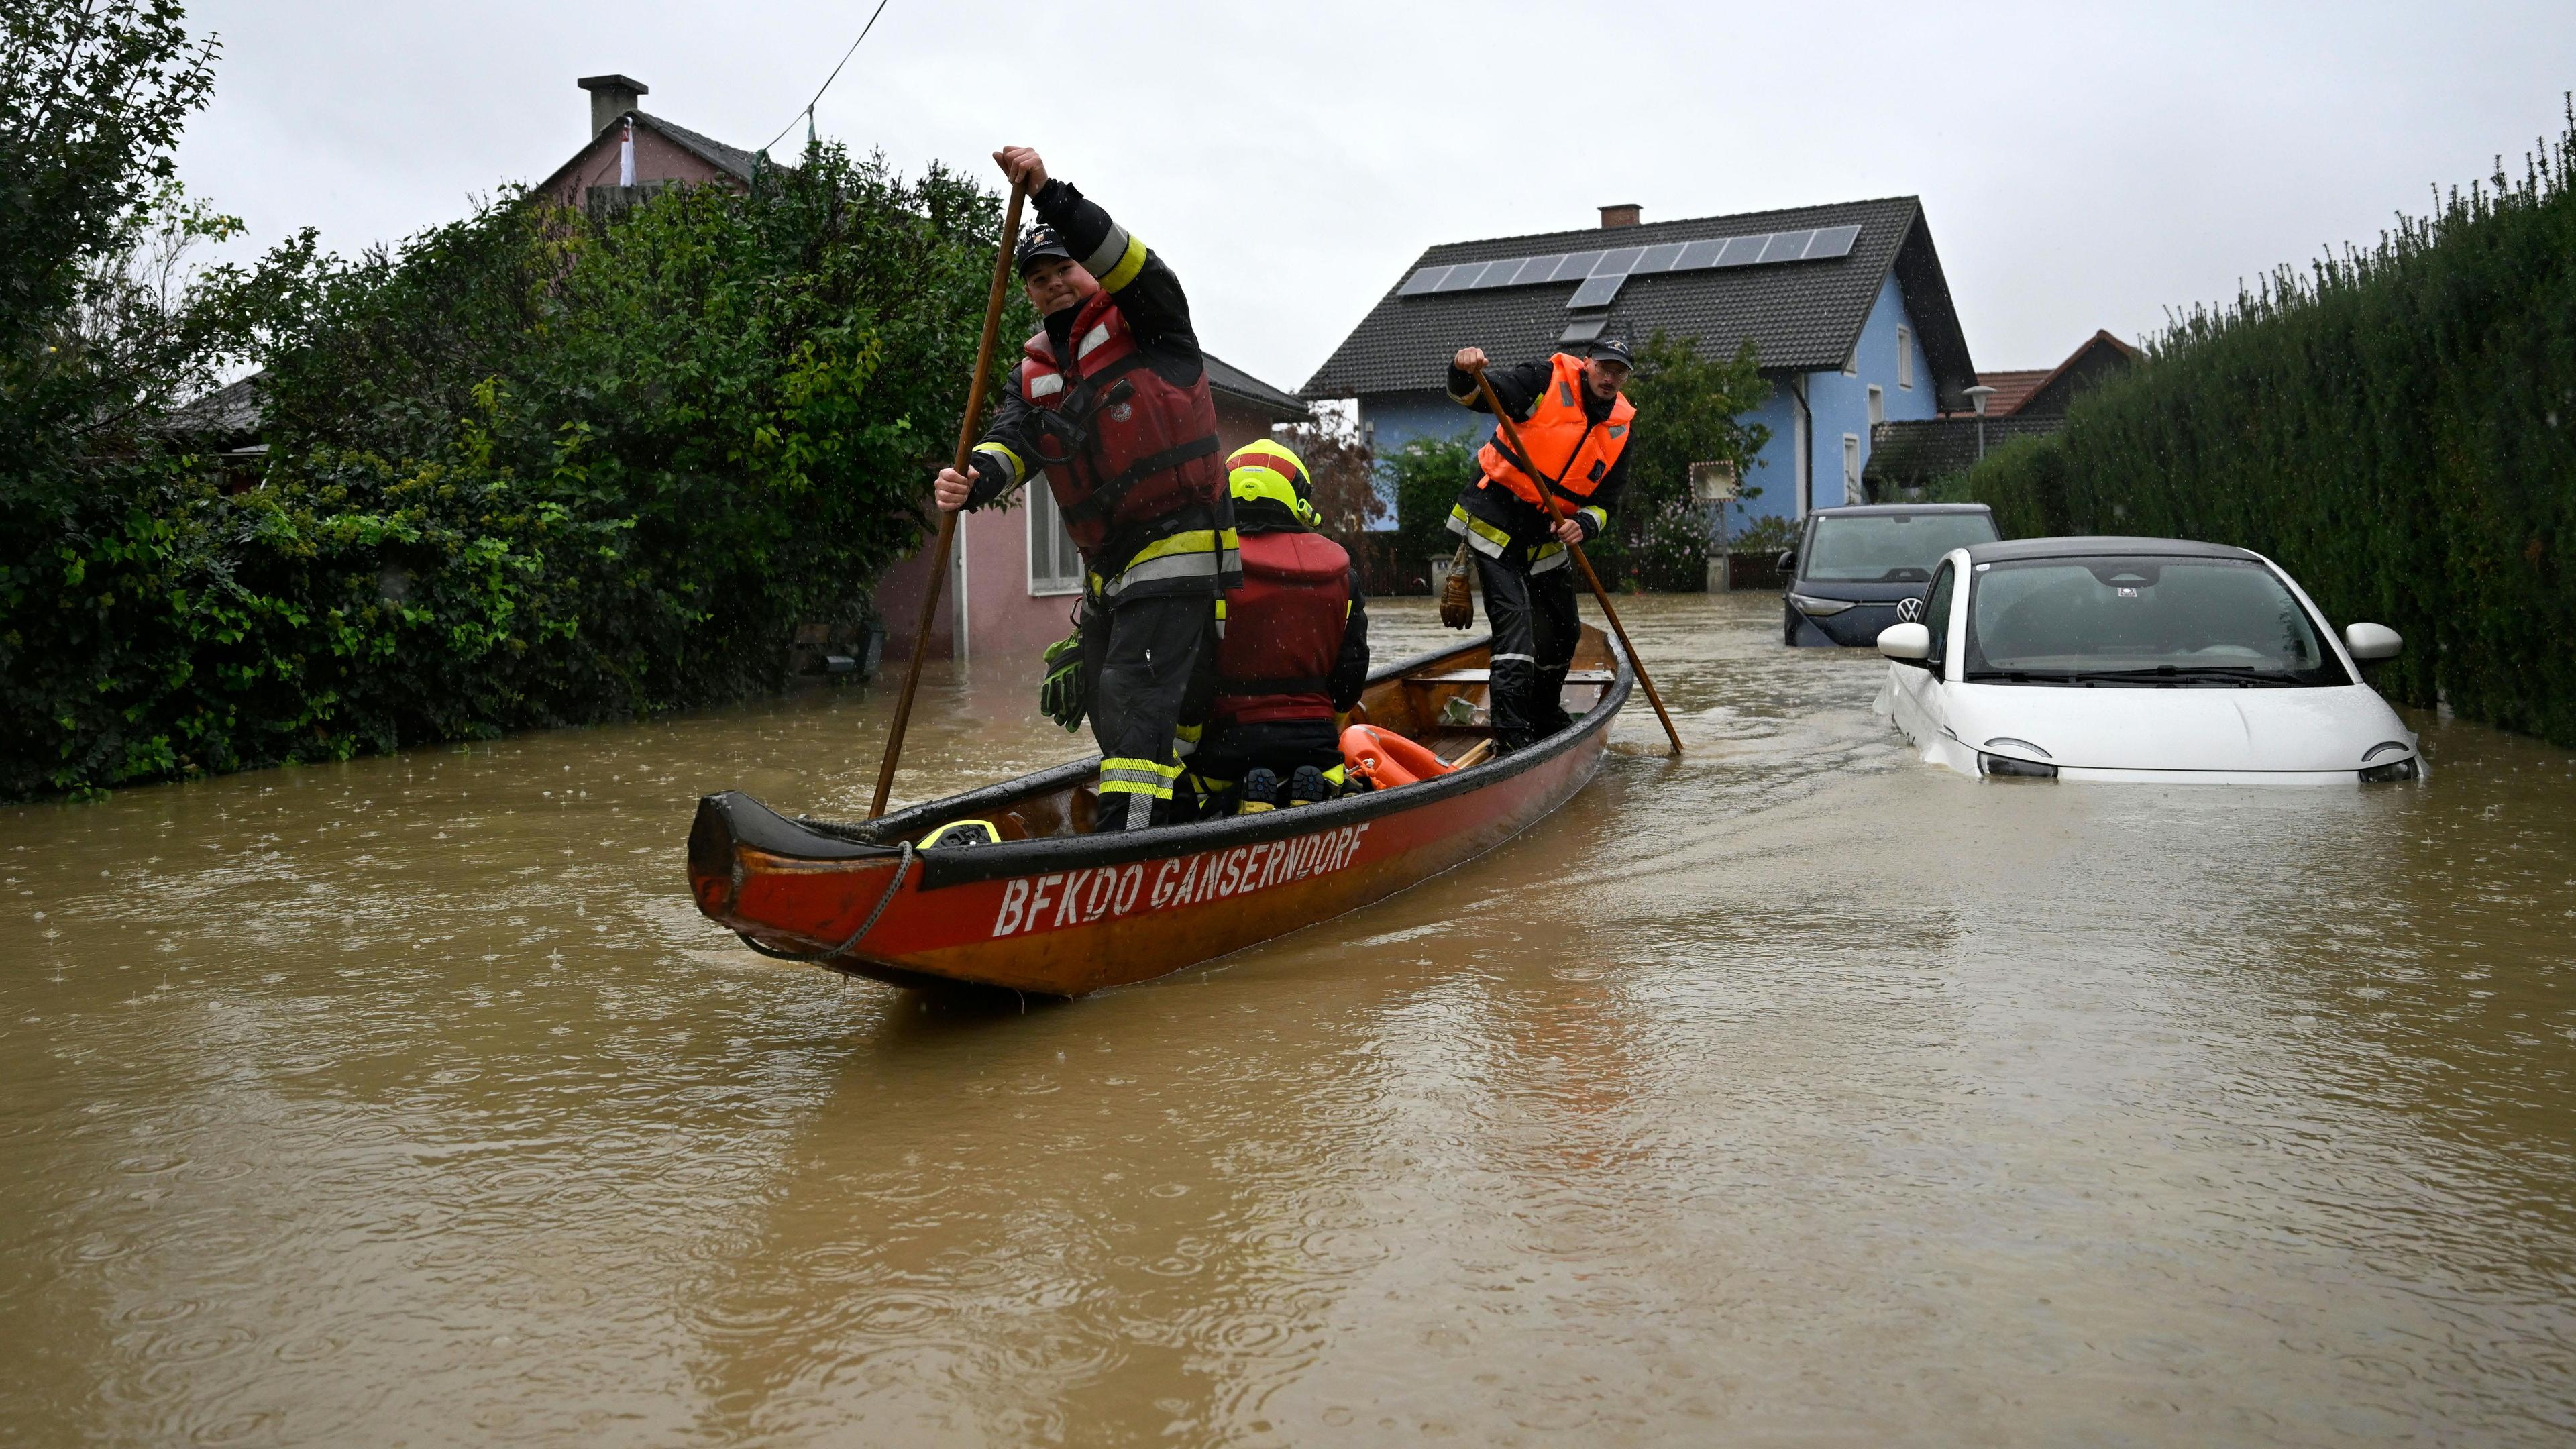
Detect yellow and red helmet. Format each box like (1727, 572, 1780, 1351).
(1225, 440, 1320, 527)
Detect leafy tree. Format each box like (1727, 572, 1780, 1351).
(1589, 331, 1770, 588)
(3, 87, 1028, 796)
(1384, 428, 1481, 568)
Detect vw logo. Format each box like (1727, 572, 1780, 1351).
(1894, 596, 1924, 623)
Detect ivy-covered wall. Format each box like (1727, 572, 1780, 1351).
(1947, 116, 2576, 747)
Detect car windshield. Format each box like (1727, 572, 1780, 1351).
(1963, 555, 2350, 686)
(1803, 512, 1999, 582)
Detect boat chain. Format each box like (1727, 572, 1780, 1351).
(735, 839, 915, 964)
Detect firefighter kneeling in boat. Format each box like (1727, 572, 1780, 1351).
(934, 146, 1237, 831)
(1173, 441, 1371, 818)
(1444, 336, 1637, 753)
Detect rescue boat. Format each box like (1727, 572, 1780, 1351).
(686, 624, 1631, 995)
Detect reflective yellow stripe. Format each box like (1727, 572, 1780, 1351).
(1576, 504, 1607, 533)
(1103, 527, 1239, 596)
(1098, 756, 1179, 798)
(971, 441, 1025, 486)
(1529, 541, 1570, 574)
(1449, 504, 1509, 558)
(1095, 231, 1149, 292)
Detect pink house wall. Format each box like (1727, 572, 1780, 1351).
(540, 125, 731, 208)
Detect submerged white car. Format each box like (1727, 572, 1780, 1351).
(1874, 537, 2423, 784)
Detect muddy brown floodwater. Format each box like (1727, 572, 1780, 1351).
(4, 592, 2574, 1446)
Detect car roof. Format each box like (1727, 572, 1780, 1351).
(1809, 502, 1992, 517)
(1964, 535, 2261, 564)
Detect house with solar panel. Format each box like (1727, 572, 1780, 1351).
(1303, 199, 1978, 530)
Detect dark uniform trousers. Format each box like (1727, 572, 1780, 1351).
(1082, 592, 1215, 830)
(1476, 552, 1580, 751)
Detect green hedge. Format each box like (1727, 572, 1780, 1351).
(1949, 117, 2576, 745)
(1, 147, 1025, 798)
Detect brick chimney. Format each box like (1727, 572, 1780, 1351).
(1599, 203, 1642, 229)
(578, 74, 649, 138)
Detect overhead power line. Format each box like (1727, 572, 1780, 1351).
(762, 0, 894, 154)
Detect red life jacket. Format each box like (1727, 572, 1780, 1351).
(1018, 291, 1225, 562)
(1475, 352, 1634, 508)
(1212, 529, 1351, 727)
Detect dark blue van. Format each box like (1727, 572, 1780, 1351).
(1782, 503, 1999, 647)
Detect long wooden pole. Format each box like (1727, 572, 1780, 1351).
(1468, 363, 1684, 755)
(870, 184, 1027, 818)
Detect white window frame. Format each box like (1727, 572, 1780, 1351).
(1842, 432, 1861, 500)
(1025, 484, 1084, 596)
(1867, 384, 1884, 426)
(1896, 327, 1913, 390)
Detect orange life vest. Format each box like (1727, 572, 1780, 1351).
(1474, 352, 1634, 509)
(1211, 529, 1350, 727)
(1018, 292, 1225, 559)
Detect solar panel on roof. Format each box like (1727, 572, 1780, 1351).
(1803, 225, 1860, 260)
(1550, 251, 1604, 282)
(1397, 266, 1449, 297)
(1715, 235, 1767, 267)
(1396, 217, 1866, 302)
(1567, 273, 1625, 309)
(1632, 243, 1684, 274)
(1759, 231, 1814, 263)
(1673, 238, 1724, 270)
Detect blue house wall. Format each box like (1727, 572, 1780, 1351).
(1728, 272, 1935, 529)
(1349, 272, 1937, 534)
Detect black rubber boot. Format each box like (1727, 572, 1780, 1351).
(1237, 768, 1279, 814)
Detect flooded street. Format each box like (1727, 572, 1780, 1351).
(4, 591, 2573, 1446)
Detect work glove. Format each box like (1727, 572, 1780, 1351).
(1039, 629, 1087, 733)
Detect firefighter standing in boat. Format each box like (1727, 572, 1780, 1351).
(1176, 441, 1371, 817)
(1444, 337, 1637, 753)
(933, 146, 1236, 830)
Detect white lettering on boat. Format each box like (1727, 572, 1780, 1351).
(992, 822, 1373, 938)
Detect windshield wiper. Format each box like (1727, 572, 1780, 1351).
(1965, 665, 2308, 686)
(1963, 668, 2082, 684)
(2061, 665, 2306, 686)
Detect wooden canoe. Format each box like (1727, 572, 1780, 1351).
(685, 623, 1631, 995)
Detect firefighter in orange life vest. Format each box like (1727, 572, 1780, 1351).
(933, 146, 1238, 830)
(1445, 336, 1637, 752)
(1173, 441, 1371, 818)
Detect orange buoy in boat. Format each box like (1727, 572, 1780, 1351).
(1340, 724, 1453, 788)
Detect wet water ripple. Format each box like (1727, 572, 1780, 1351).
(3, 594, 2573, 1444)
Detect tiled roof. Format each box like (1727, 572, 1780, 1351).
(162, 372, 265, 445)
(1203, 352, 1307, 421)
(536, 111, 769, 199)
(1302, 196, 1976, 405)
(634, 112, 761, 186)
(1966, 369, 2049, 417)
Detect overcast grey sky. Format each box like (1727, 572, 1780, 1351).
(179, 0, 2574, 391)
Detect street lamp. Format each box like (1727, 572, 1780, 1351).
(1962, 384, 1998, 460)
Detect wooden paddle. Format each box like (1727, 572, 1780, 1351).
(869, 183, 1027, 818)
(1467, 362, 1684, 755)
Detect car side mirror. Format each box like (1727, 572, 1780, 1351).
(1877, 621, 1934, 667)
(2344, 622, 2402, 661)
(1776, 550, 1796, 572)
